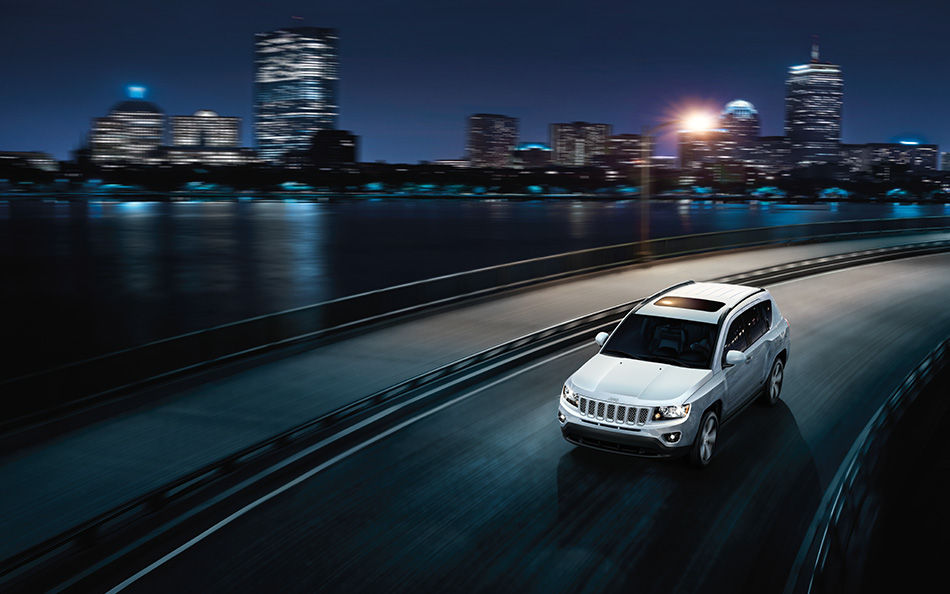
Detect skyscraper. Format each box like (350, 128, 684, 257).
(467, 114, 518, 167)
(549, 122, 611, 166)
(89, 86, 165, 165)
(785, 40, 843, 167)
(254, 27, 339, 163)
(721, 100, 760, 145)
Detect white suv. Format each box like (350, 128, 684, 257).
(557, 280, 790, 467)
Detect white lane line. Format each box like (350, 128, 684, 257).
(105, 343, 592, 593)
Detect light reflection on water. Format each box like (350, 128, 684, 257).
(0, 197, 945, 375)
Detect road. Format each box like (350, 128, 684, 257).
(5, 233, 946, 563)
(98, 252, 950, 593)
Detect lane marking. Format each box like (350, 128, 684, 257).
(104, 343, 591, 593)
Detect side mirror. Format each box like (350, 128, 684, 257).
(725, 350, 747, 366)
(595, 332, 609, 347)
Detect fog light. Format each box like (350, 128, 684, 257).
(558, 411, 566, 423)
(663, 432, 681, 444)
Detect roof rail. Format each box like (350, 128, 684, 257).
(717, 287, 766, 327)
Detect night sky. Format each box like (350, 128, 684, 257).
(2, 0, 948, 162)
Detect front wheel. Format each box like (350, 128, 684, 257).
(689, 409, 719, 468)
(762, 357, 784, 406)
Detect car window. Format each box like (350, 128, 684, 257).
(722, 302, 770, 362)
(760, 300, 772, 328)
(723, 310, 749, 355)
(602, 313, 719, 369)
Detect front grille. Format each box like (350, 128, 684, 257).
(638, 408, 649, 424)
(574, 394, 649, 426)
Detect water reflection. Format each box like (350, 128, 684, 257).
(0, 197, 945, 376)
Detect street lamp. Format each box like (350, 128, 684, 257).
(639, 112, 717, 257)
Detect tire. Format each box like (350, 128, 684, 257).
(689, 409, 719, 468)
(761, 357, 784, 406)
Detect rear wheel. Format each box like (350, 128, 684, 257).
(689, 409, 719, 467)
(762, 357, 784, 406)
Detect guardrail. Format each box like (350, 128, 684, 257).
(784, 337, 950, 594)
(3, 239, 950, 589)
(3, 216, 949, 427)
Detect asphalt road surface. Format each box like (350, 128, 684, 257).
(106, 253, 950, 594)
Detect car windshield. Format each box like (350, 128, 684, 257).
(601, 313, 718, 369)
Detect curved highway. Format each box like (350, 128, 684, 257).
(89, 253, 950, 593)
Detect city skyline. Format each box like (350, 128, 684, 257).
(2, 0, 947, 162)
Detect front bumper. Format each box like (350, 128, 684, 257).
(558, 401, 696, 457)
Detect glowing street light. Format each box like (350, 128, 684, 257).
(681, 112, 718, 133)
(639, 111, 717, 257)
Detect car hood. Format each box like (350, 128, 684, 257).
(570, 354, 710, 404)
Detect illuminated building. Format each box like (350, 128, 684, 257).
(753, 136, 792, 173)
(678, 129, 735, 171)
(89, 86, 165, 165)
(785, 41, 843, 166)
(163, 110, 253, 165)
(550, 122, 611, 166)
(839, 141, 938, 174)
(721, 100, 760, 155)
(254, 27, 339, 163)
(467, 114, 518, 167)
(171, 110, 240, 147)
(604, 134, 647, 167)
(513, 142, 552, 167)
(0, 152, 58, 172)
(943, 152, 950, 171)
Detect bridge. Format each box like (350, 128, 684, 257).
(1, 217, 949, 593)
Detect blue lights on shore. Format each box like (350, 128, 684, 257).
(898, 140, 920, 145)
(127, 85, 146, 99)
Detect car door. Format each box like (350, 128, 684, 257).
(720, 304, 767, 415)
(741, 302, 771, 401)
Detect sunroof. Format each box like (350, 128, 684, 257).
(654, 296, 725, 312)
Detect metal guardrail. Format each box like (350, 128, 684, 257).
(3, 239, 950, 587)
(3, 215, 949, 426)
(784, 337, 950, 594)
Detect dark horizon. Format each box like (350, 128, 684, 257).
(2, 0, 948, 162)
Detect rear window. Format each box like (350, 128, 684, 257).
(654, 296, 725, 313)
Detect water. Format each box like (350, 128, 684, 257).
(0, 197, 945, 378)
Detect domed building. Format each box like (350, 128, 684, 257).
(89, 88, 166, 165)
(720, 99, 760, 145)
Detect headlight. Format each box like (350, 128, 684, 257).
(654, 404, 690, 420)
(562, 384, 579, 407)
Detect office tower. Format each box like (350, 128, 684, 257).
(785, 40, 843, 167)
(721, 100, 760, 145)
(171, 110, 240, 147)
(550, 122, 611, 166)
(943, 152, 950, 171)
(255, 27, 339, 163)
(467, 114, 518, 167)
(89, 87, 165, 165)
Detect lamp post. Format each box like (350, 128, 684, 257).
(638, 113, 717, 258)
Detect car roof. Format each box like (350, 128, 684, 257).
(636, 282, 763, 324)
